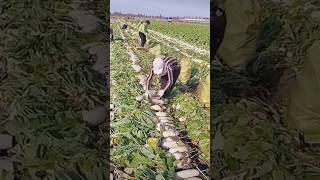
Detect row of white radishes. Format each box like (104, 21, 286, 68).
(117, 21, 204, 180)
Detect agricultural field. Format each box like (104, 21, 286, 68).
(148, 21, 210, 51)
(110, 17, 210, 179)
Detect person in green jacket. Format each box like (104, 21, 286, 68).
(137, 20, 150, 47)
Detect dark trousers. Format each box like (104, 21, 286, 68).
(110, 34, 114, 41)
(160, 63, 181, 97)
(139, 32, 146, 47)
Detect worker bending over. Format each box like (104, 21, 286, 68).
(145, 55, 180, 98)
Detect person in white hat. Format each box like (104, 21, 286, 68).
(145, 55, 181, 98)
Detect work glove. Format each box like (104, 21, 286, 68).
(157, 89, 165, 97)
(145, 90, 154, 98)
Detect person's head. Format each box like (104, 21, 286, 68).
(153, 55, 165, 75)
(145, 20, 150, 26)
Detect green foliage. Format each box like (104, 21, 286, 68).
(0, 0, 108, 179)
(151, 21, 210, 50)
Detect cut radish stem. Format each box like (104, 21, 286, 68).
(162, 130, 179, 138)
(169, 146, 188, 153)
(175, 169, 200, 179)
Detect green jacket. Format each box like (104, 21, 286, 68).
(138, 20, 148, 34)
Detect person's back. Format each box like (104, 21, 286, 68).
(138, 21, 148, 34)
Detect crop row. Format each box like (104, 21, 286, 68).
(135, 20, 210, 51)
(110, 26, 176, 179)
(117, 20, 210, 165)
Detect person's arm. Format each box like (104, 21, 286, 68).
(145, 69, 154, 90)
(145, 26, 148, 34)
(162, 67, 174, 91)
(137, 20, 143, 28)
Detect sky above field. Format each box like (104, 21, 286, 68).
(110, 0, 210, 17)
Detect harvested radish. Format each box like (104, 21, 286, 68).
(110, 173, 114, 180)
(161, 141, 178, 149)
(160, 119, 171, 124)
(185, 177, 202, 180)
(165, 136, 179, 142)
(150, 105, 162, 111)
(163, 125, 175, 131)
(151, 99, 164, 105)
(175, 169, 200, 179)
(173, 152, 189, 160)
(169, 146, 188, 153)
(156, 112, 167, 117)
(135, 96, 144, 101)
(132, 64, 141, 72)
(110, 104, 115, 110)
(162, 130, 178, 137)
(162, 122, 175, 126)
(158, 116, 172, 120)
(176, 158, 192, 169)
(156, 123, 161, 131)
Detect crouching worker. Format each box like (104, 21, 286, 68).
(121, 23, 128, 30)
(109, 27, 114, 42)
(145, 55, 180, 98)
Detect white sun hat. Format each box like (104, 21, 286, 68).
(153, 56, 165, 75)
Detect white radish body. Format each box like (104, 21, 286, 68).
(158, 116, 172, 120)
(110, 173, 114, 180)
(162, 130, 178, 138)
(175, 169, 200, 179)
(152, 99, 164, 105)
(150, 105, 162, 111)
(156, 112, 167, 117)
(169, 146, 188, 153)
(185, 177, 202, 180)
(163, 125, 175, 131)
(156, 123, 161, 131)
(173, 152, 189, 160)
(156, 123, 175, 131)
(110, 104, 115, 110)
(161, 141, 178, 149)
(160, 119, 171, 124)
(135, 96, 144, 102)
(176, 158, 192, 169)
(132, 64, 141, 72)
(164, 136, 179, 142)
